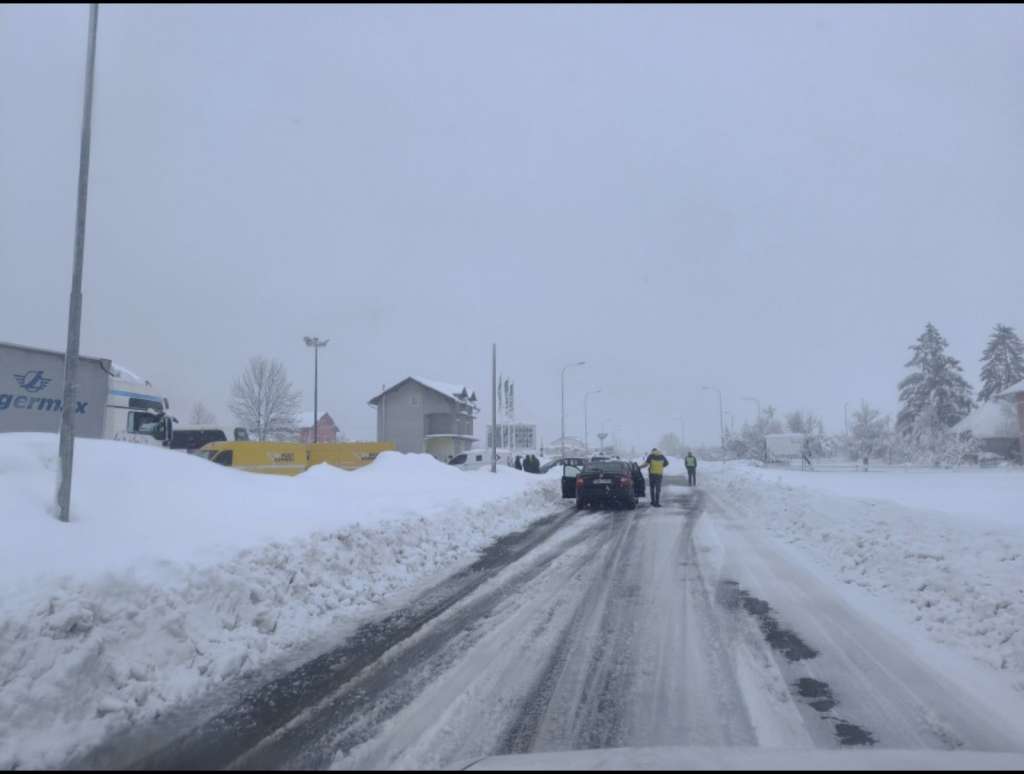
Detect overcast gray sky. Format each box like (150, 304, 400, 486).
(2, 4, 1023, 451)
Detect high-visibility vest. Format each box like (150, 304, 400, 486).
(648, 455, 667, 475)
(686, 455, 697, 467)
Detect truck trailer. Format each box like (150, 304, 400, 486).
(0, 341, 172, 445)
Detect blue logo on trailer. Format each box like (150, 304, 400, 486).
(14, 370, 52, 393)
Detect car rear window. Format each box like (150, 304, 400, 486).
(583, 461, 628, 474)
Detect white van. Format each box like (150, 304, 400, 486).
(448, 449, 534, 470)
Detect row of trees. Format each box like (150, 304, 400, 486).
(700, 322, 1023, 467)
(892, 322, 1022, 464)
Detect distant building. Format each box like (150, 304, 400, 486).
(546, 436, 586, 458)
(957, 390, 1023, 462)
(1000, 380, 1024, 464)
(297, 411, 341, 443)
(368, 377, 478, 461)
(486, 422, 537, 451)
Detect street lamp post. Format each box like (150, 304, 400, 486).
(701, 385, 724, 460)
(56, 3, 99, 523)
(584, 389, 601, 453)
(303, 337, 329, 443)
(561, 361, 585, 459)
(844, 402, 850, 436)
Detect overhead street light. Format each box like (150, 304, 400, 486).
(561, 361, 585, 459)
(304, 336, 329, 443)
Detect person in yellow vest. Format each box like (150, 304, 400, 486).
(685, 451, 698, 486)
(640, 447, 669, 507)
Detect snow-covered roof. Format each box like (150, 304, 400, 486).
(109, 362, 148, 385)
(997, 379, 1024, 398)
(953, 400, 1019, 439)
(369, 377, 478, 406)
(412, 377, 477, 403)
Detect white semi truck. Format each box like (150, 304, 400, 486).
(0, 341, 173, 445)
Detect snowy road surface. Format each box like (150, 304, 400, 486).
(79, 475, 1024, 770)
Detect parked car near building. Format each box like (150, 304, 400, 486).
(167, 425, 249, 453)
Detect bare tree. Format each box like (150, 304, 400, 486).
(229, 356, 302, 441)
(189, 401, 217, 425)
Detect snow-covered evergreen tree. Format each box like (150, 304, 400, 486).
(978, 323, 1024, 402)
(896, 323, 974, 437)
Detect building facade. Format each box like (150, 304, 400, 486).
(486, 422, 537, 451)
(368, 377, 478, 461)
(297, 412, 340, 443)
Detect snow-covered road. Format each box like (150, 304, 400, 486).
(86, 473, 1024, 770)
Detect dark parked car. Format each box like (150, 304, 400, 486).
(628, 461, 646, 498)
(575, 460, 641, 510)
(555, 458, 591, 497)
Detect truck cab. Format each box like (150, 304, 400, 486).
(105, 367, 172, 446)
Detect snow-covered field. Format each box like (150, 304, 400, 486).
(709, 461, 1024, 683)
(0, 434, 559, 769)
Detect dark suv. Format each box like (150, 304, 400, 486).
(575, 460, 641, 510)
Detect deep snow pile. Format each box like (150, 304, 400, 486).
(0, 434, 559, 769)
(710, 462, 1024, 685)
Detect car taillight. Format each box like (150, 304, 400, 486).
(620, 476, 631, 487)
(576, 477, 584, 488)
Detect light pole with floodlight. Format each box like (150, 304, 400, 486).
(303, 337, 329, 443)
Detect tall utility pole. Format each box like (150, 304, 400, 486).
(584, 389, 601, 453)
(303, 337, 328, 443)
(57, 3, 99, 523)
(560, 361, 585, 459)
(844, 401, 850, 437)
(491, 344, 497, 473)
(702, 385, 724, 460)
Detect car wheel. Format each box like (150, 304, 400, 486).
(575, 499, 584, 510)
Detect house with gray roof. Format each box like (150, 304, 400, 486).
(368, 377, 478, 461)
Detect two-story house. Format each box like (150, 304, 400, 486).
(368, 377, 478, 461)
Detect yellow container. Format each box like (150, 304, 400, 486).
(196, 441, 395, 475)
(307, 442, 394, 471)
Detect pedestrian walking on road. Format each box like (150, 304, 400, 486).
(640, 447, 669, 506)
(685, 451, 697, 486)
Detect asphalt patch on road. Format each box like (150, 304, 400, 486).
(716, 580, 818, 661)
(797, 677, 836, 712)
(718, 580, 876, 748)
